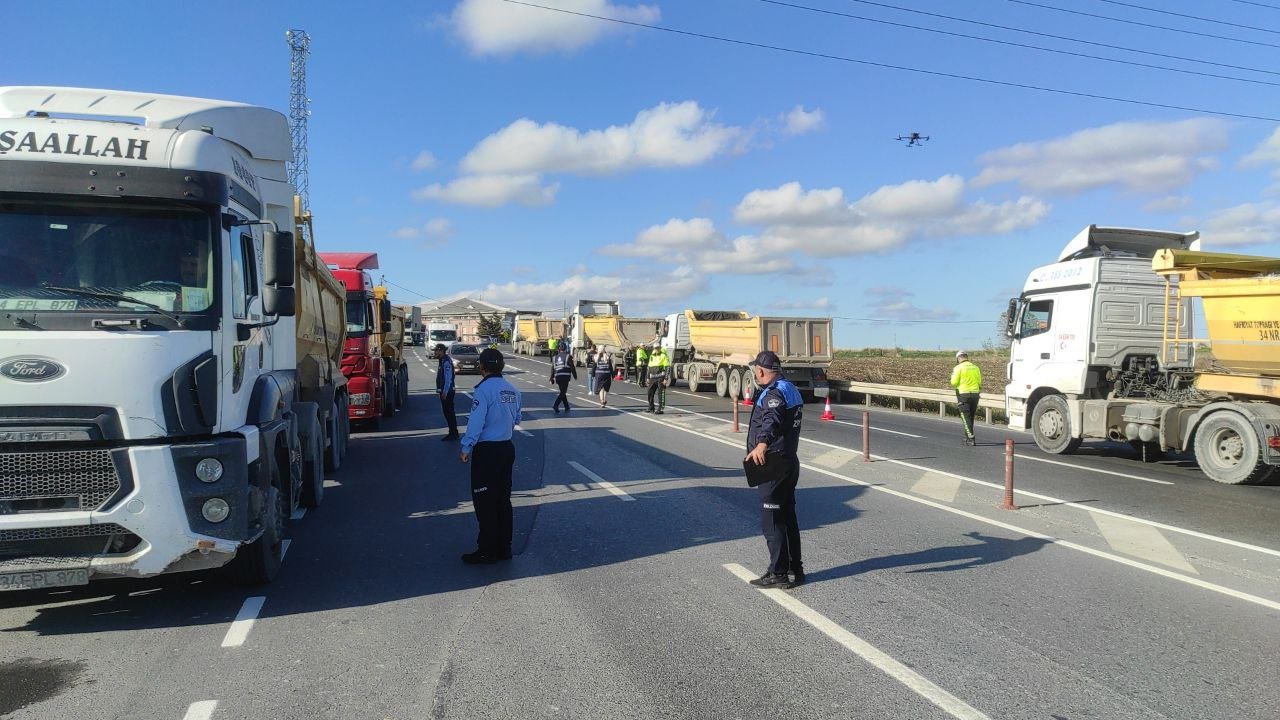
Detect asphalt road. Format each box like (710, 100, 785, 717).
(2, 346, 1278, 719)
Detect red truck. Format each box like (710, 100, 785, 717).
(318, 252, 404, 426)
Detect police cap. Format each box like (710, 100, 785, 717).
(479, 347, 505, 373)
(749, 350, 782, 371)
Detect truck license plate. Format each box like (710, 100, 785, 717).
(0, 568, 90, 592)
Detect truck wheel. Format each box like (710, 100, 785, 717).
(1193, 411, 1274, 485)
(686, 364, 704, 392)
(382, 378, 396, 418)
(227, 468, 286, 586)
(301, 415, 325, 508)
(727, 367, 743, 400)
(715, 367, 730, 398)
(399, 367, 409, 406)
(1031, 394, 1082, 455)
(1129, 440, 1164, 463)
(325, 398, 344, 472)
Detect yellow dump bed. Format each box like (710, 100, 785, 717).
(1153, 249, 1280, 377)
(580, 316, 662, 351)
(685, 310, 833, 367)
(516, 317, 560, 342)
(294, 232, 347, 391)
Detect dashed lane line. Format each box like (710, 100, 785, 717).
(568, 460, 635, 501)
(1016, 453, 1174, 486)
(183, 701, 218, 720)
(724, 563, 992, 720)
(221, 596, 266, 648)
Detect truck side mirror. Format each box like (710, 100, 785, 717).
(264, 286, 296, 317)
(381, 320, 392, 333)
(1004, 298, 1019, 338)
(263, 231, 295, 287)
(380, 299, 391, 318)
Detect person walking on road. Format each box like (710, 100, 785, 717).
(459, 348, 522, 564)
(550, 346, 577, 414)
(744, 350, 805, 590)
(593, 351, 614, 408)
(634, 344, 650, 386)
(547, 336, 559, 355)
(435, 343, 460, 441)
(951, 350, 983, 446)
(585, 344, 598, 395)
(646, 345, 672, 414)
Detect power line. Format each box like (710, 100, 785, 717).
(1229, 0, 1280, 10)
(380, 278, 450, 305)
(758, 0, 1280, 87)
(1006, 0, 1280, 49)
(501, 0, 1280, 122)
(845, 0, 1280, 77)
(1094, 0, 1280, 35)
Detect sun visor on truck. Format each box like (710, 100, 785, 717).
(1057, 225, 1200, 262)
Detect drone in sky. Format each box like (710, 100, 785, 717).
(896, 132, 930, 147)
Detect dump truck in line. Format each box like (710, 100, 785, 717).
(1004, 225, 1280, 485)
(513, 315, 562, 356)
(568, 302, 663, 370)
(660, 310, 833, 400)
(0, 86, 350, 590)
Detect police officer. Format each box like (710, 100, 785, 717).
(951, 350, 983, 446)
(459, 348, 522, 564)
(744, 350, 805, 589)
(585, 344, 598, 395)
(550, 345, 577, 414)
(634, 344, 650, 386)
(434, 343, 459, 441)
(593, 351, 614, 408)
(646, 345, 672, 414)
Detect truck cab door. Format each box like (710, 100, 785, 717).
(1010, 298, 1055, 379)
(223, 228, 265, 426)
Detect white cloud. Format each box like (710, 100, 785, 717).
(411, 174, 559, 207)
(599, 217, 721, 257)
(736, 178, 1049, 257)
(460, 101, 745, 176)
(411, 151, 438, 171)
(1240, 127, 1280, 168)
(468, 265, 706, 309)
(1201, 202, 1280, 246)
(973, 119, 1228, 195)
(864, 287, 958, 322)
(599, 217, 793, 275)
(782, 106, 825, 136)
(425, 217, 455, 240)
(770, 297, 835, 311)
(1144, 195, 1192, 214)
(390, 217, 456, 245)
(450, 0, 660, 56)
(390, 226, 422, 240)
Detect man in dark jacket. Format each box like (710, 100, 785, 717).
(550, 346, 577, 414)
(744, 351, 805, 589)
(435, 343, 459, 441)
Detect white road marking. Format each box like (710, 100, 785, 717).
(281, 539, 292, 561)
(724, 563, 991, 720)
(183, 701, 218, 720)
(810, 447, 850, 469)
(221, 596, 266, 648)
(515, 425, 535, 437)
(910, 472, 963, 503)
(568, 460, 635, 501)
(506, 358, 1280, 559)
(1016, 454, 1173, 485)
(290, 508, 306, 521)
(1091, 511, 1198, 574)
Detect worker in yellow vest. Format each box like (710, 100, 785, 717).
(950, 350, 983, 446)
(647, 346, 672, 413)
(634, 344, 650, 386)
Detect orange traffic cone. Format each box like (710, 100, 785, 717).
(741, 385, 754, 407)
(615, 367, 624, 381)
(820, 396, 836, 421)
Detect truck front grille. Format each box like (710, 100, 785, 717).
(0, 449, 122, 514)
(0, 523, 140, 571)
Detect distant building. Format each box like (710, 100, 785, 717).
(416, 297, 517, 343)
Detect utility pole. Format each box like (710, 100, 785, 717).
(286, 29, 312, 242)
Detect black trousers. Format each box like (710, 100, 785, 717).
(758, 456, 802, 575)
(440, 389, 458, 435)
(647, 374, 667, 410)
(637, 363, 648, 385)
(553, 376, 572, 411)
(957, 393, 980, 440)
(471, 440, 515, 554)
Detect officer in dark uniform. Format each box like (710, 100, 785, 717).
(459, 348, 523, 564)
(550, 346, 577, 413)
(744, 350, 805, 589)
(434, 343, 459, 441)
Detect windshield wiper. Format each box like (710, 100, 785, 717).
(2, 314, 43, 330)
(41, 286, 186, 328)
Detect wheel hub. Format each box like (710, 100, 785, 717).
(1037, 409, 1064, 440)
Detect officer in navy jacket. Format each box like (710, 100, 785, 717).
(458, 348, 523, 564)
(435, 343, 459, 441)
(744, 350, 805, 589)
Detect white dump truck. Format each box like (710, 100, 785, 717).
(0, 86, 349, 591)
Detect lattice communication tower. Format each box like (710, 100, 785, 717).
(286, 29, 312, 228)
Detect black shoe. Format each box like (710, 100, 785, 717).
(749, 572, 790, 588)
(656, 409, 665, 415)
(647, 407, 655, 413)
(461, 549, 511, 564)
(788, 570, 805, 588)
(441, 433, 459, 442)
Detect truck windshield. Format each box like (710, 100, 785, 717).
(0, 198, 214, 314)
(346, 297, 371, 337)
(430, 330, 457, 342)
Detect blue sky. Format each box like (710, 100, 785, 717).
(8, 0, 1280, 349)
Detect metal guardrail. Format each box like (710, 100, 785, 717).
(828, 380, 1005, 423)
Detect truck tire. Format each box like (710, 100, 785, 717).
(398, 366, 409, 407)
(1193, 410, 1275, 485)
(727, 367, 743, 400)
(715, 367, 730, 398)
(325, 397, 344, 472)
(301, 415, 325, 508)
(1031, 394, 1082, 455)
(687, 363, 705, 392)
(227, 462, 286, 586)
(382, 376, 396, 418)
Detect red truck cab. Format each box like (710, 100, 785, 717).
(318, 252, 390, 425)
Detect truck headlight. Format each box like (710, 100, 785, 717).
(195, 458, 224, 483)
(202, 498, 231, 523)
(350, 392, 372, 406)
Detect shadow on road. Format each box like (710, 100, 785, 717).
(806, 531, 1050, 585)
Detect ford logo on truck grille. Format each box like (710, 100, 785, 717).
(0, 357, 67, 382)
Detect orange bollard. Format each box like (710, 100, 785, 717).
(1002, 439, 1016, 510)
(862, 410, 871, 462)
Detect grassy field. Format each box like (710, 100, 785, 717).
(829, 348, 1008, 389)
